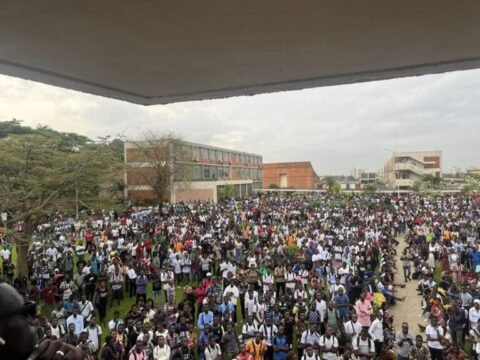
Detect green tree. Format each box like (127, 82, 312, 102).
(363, 182, 378, 193)
(64, 141, 124, 219)
(0, 119, 34, 138)
(268, 183, 279, 189)
(412, 180, 422, 192)
(219, 184, 235, 200)
(422, 174, 442, 190)
(462, 176, 480, 194)
(0, 134, 70, 276)
(322, 177, 341, 194)
(0, 134, 122, 276)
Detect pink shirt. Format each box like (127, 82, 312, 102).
(355, 299, 373, 327)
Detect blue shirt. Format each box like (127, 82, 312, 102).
(273, 335, 289, 360)
(334, 294, 350, 316)
(197, 311, 214, 331)
(218, 303, 234, 315)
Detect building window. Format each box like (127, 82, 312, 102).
(222, 166, 230, 179)
(192, 146, 200, 160)
(211, 166, 218, 180)
(203, 166, 210, 179)
(201, 147, 208, 160)
(193, 165, 202, 180)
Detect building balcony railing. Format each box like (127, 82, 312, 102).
(394, 179, 415, 187)
(394, 162, 427, 175)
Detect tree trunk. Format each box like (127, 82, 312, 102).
(16, 241, 29, 278)
(76, 180, 79, 220)
(16, 217, 34, 278)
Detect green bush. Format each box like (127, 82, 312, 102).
(286, 244, 299, 258)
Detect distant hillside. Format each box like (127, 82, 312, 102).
(0, 119, 124, 160)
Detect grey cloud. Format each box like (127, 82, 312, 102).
(0, 68, 479, 175)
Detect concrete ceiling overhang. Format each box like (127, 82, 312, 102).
(1, 1, 480, 105)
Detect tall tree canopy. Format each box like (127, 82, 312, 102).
(0, 130, 123, 276)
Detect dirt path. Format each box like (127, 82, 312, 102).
(389, 236, 424, 332)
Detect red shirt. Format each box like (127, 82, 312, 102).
(145, 239, 152, 251)
(236, 353, 253, 360)
(86, 231, 94, 242)
(136, 245, 145, 257)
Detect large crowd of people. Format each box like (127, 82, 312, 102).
(1, 193, 480, 360)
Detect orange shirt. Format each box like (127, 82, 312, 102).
(287, 235, 294, 246)
(175, 242, 184, 253)
(246, 340, 267, 360)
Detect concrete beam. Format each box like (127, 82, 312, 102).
(1, 1, 480, 105)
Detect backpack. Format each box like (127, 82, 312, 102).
(320, 335, 337, 350)
(324, 309, 340, 324)
(130, 350, 147, 360)
(301, 354, 320, 360)
(356, 336, 372, 350)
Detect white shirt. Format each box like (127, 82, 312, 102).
(46, 247, 58, 261)
(78, 300, 94, 321)
(0, 248, 11, 260)
(245, 297, 258, 317)
(108, 318, 124, 331)
(301, 330, 321, 347)
(127, 268, 137, 280)
(344, 320, 362, 341)
(50, 324, 65, 339)
(259, 324, 278, 346)
(87, 325, 102, 352)
(302, 354, 318, 360)
(223, 285, 239, 306)
(161, 271, 174, 290)
(315, 300, 327, 322)
(425, 325, 444, 349)
(469, 307, 480, 328)
(262, 274, 274, 287)
(353, 337, 375, 359)
(319, 335, 338, 360)
(66, 314, 84, 336)
(368, 318, 384, 342)
(205, 343, 222, 360)
(220, 262, 236, 278)
(242, 322, 258, 337)
(153, 344, 171, 360)
(285, 272, 296, 289)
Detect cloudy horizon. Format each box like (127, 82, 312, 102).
(0, 69, 479, 175)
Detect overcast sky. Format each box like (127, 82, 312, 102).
(0, 69, 479, 175)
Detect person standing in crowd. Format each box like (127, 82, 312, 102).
(2, 193, 480, 360)
(409, 335, 430, 360)
(426, 316, 444, 360)
(221, 322, 240, 360)
(246, 332, 268, 360)
(368, 312, 384, 356)
(110, 267, 124, 307)
(135, 269, 148, 303)
(395, 322, 414, 360)
(153, 335, 171, 360)
(355, 292, 373, 330)
(67, 307, 84, 336)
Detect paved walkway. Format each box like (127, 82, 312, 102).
(389, 236, 424, 331)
